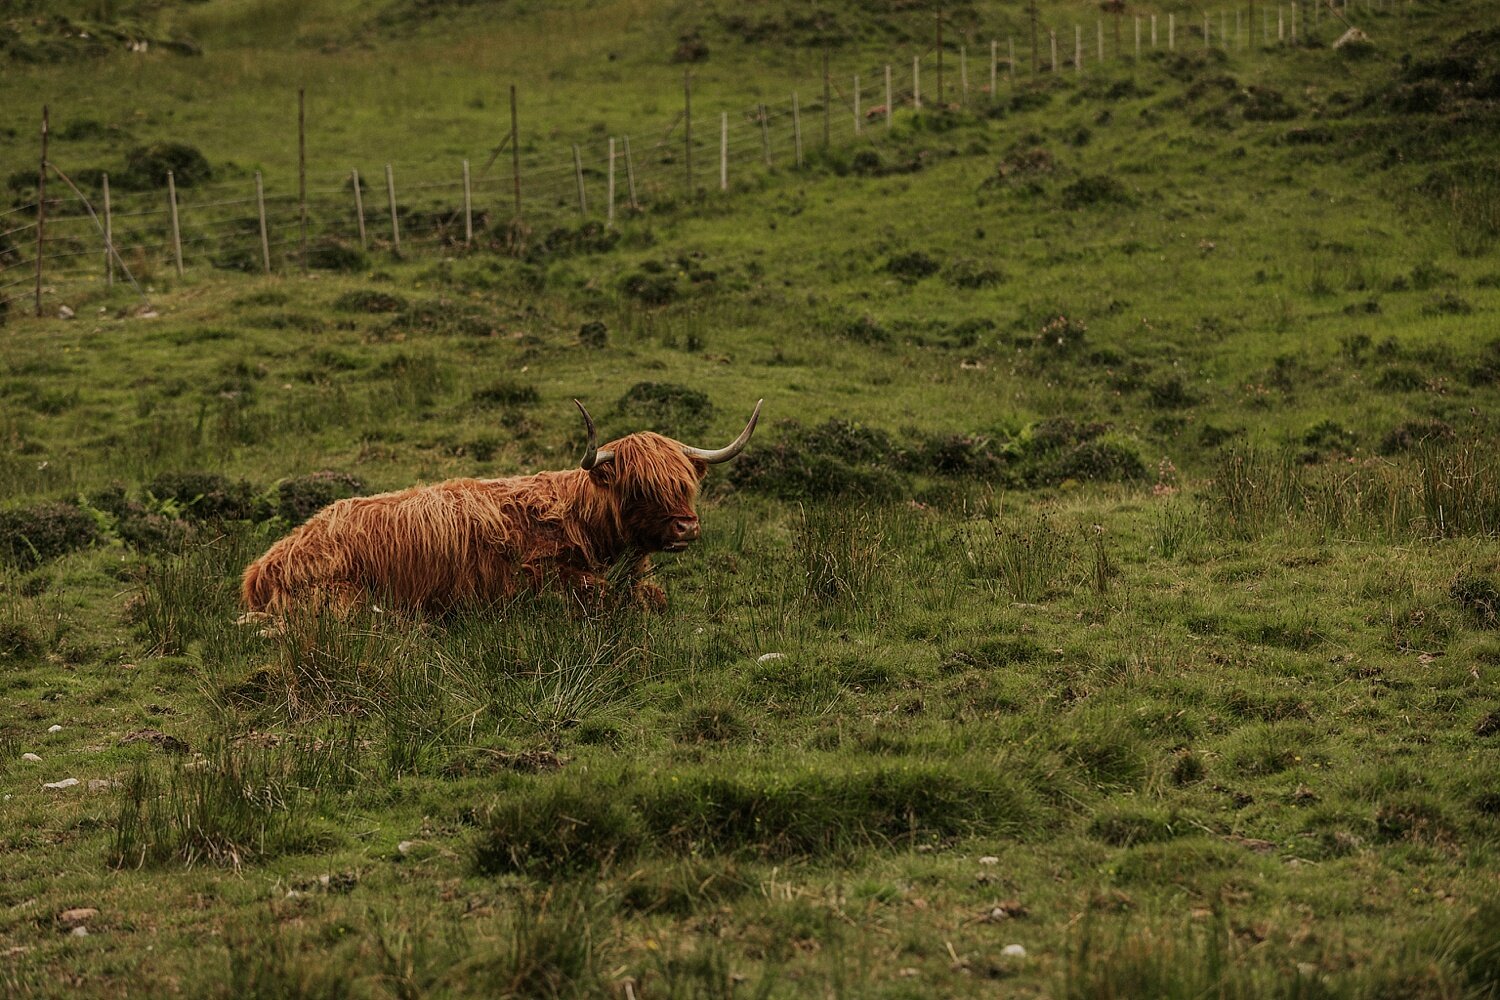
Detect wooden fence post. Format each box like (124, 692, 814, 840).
(255, 171, 270, 273)
(623, 135, 639, 210)
(298, 88, 307, 274)
(385, 164, 400, 253)
(960, 45, 968, 104)
(913, 56, 921, 108)
(462, 158, 472, 248)
(822, 48, 831, 148)
(990, 39, 997, 100)
(1278, 6, 1286, 41)
(1075, 24, 1083, 72)
(884, 65, 893, 127)
(853, 74, 861, 133)
(720, 112, 728, 190)
(759, 105, 771, 165)
(1009, 37, 1016, 81)
(1135, 16, 1141, 57)
(1097, 19, 1104, 61)
(1151, 14, 1158, 47)
(683, 71, 692, 196)
(351, 169, 366, 250)
(510, 84, 521, 220)
(572, 144, 587, 217)
(1205, 12, 1211, 48)
(34, 105, 47, 317)
(167, 170, 183, 278)
(102, 171, 113, 287)
(1050, 30, 1058, 73)
(1169, 13, 1176, 49)
(792, 92, 803, 167)
(607, 138, 616, 225)
(1291, 3, 1298, 44)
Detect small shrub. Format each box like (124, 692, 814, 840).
(1379, 418, 1453, 455)
(1423, 292, 1473, 316)
(116, 142, 212, 190)
(1451, 574, 1499, 627)
(1035, 314, 1088, 353)
(1088, 807, 1185, 847)
(578, 320, 608, 348)
(1060, 174, 1132, 209)
(1145, 375, 1199, 410)
(1043, 440, 1147, 485)
(276, 471, 365, 525)
(147, 472, 257, 521)
(0, 501, 101, 568)
(885, 251, 941, 282)
(615, 382, 713, 438)
(304, 238, 368, 272)
(676, 700, 749, 744)
(475, 786, 644, 874)
(1374, 366, 1425, 391)
(471, 379, 540, 408)
(619, 271, 677, 306)
(944, 259, 1004, 289)
(333, 289, 408, 313)
(1239, 86, 1298, 121)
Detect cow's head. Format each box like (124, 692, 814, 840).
(574, 398, 762, 554)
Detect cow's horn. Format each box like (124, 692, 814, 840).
(683, 399, 763, 464)
(574, 399, 614, 469)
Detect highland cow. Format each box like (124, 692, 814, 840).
(241, 399, 762, 616)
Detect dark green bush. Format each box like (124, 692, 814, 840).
(1379, 418, 1453, 454)
(615, 382, 713, 438)
(1043, 440, 1147, 485)
(577, 320, 608, 348)
(146, 472, 257, 521)
(304, 238, 368, 273)
(116, 143, 213, 190)
(276, 471, 365, 525)
(471, 379, 540, 408)
(885, 251, 941, 282)
(0, 501, 100, 567)
(333, 290, 408, 314)
(1060, 174, 1131, 209)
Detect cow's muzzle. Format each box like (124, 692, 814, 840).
(664, 517, 700, 551)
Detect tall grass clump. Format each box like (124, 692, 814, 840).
(796, 503, 887, 606)
(108, 736, 357, 869)
(134, 527, 268, 655)
(968, 511, 1071, 602)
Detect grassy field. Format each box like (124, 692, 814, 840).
(3, 0, 1500, 997)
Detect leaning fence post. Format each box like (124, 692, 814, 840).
(623, 135, 639, 210)
(607, 138, 616, 225)
(35, 105, 47, 317)
(385, 163, 400, 253)
(351, 169, 366, 249)
(720, 112, 728, 190)
(255, 171, 271, 274)
(167, 170, 183, 278)
(102, 171, 113, 287)
(572, 144, 587, 217)
(792, 92, 803, 167)
(509, 84, 522, 220)
(462, 158, 472, 248)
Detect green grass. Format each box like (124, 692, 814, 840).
(2, 0, 1500, 996)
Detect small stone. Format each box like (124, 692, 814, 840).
(21, 753, 41, 762)
(86, 779, 119, 792)
(756, 653, 786, 664)
(978, 855, 1000, 865)
(70, 925, 89, 938)
(58, 306, 75, 320)
(1297, 962, 1320, 978)
(47, 725, 63, 733)
(397, 840, 416, 856)
(43, 778, 80, 790)
(897, 968, 920, 978)
(1001, 944, 1026, 959)
(58, 908, 98, 929)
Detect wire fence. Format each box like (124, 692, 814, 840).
(0, 0, 1397, 313)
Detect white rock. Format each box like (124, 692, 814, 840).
(397, 840, 416, 855)
(978, 855, 999, 865)
(48, 725, 63, 733)
(58, 306, 75, 320)
(86, 779, 119, 792)
(1001, 944, 1027, 959)
(70, 926, 89, 938)
(1333, 27, 1371, 49)
(21, 753, 41, 762)
(44, 778, 80, 790)
(756, 653, 787, 664)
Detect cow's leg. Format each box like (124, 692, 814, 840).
(629, 556, 667, 611)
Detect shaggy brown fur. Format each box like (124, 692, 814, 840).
(242, 432, 709, 616)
